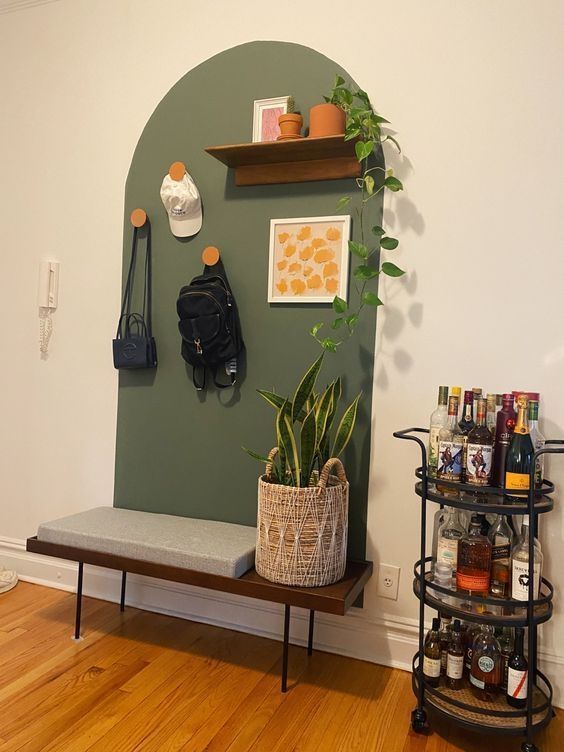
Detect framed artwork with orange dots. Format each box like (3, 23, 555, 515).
(267, 215, 351, 303)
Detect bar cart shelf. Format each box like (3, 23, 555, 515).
(393, 427, 564, 752)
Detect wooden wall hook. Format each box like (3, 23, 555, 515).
(169, 161, 187, 181)
(130, 208, 147, 227)
(202, 246, 220, 266)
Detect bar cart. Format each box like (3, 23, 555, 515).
(393, 427, 563, 752)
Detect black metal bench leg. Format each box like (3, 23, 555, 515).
(74, 562, 83, 640)
(308, 610, 315, 656)
(281, 604, 290, 692)
(120, 571, 127, 612)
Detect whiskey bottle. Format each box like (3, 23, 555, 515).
(437, 396, 464, 489)
(446, 619, 464, 690)
(428, 386, 449, 478)
(464, 622, 481, 674)
(466, 398, 493, 486)
(458, 390, 475, 481)
(506, 627, 528, 709)
(488, 515, 513, 599)
(436, 507, 465, 580)
(423, 617, 441, 688)
(505, 394, 535, 494)
(470, 625, 502, 700)
(528, 399, 545, 489)
(497, 626, 514, 692)
(511, 516, 543, 601)
(456, 515, 492, 598)
(439, 614, 453, 675)
(486, 393, 497, 438)
(492, 393, 516, 487)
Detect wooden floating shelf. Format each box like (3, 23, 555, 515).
(205, 135, 361, 187)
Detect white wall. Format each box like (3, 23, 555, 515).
(2, 0, 563, 704)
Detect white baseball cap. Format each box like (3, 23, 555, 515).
(160, 172, 202, 238)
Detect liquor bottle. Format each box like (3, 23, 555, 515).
(466, 398, 493, 486)
(428, 386, 449, 478)
(511, 516, 543, 601)
(464, 622, 481, 674)
(497, 626, 514, 692)
(488, 515, 513, 599)
(486, 394, 497, 438)
(458, 390, 475, 481)
(439, 614, 453, 675)
(472, 387, 483, 422)
(446, 620, 465, 690)
(495, 393, 503, 419)
(431, 562, 453, 604)
(436, 507, 465, 580)
(456, 515, 492, 598)
(507, 627, 528, 708)
(451, 386, 462, 419)
(528, 399, 545, 489)
(431, 507, 447, 576)
(492, 393, 516, 487)
(437, 396, 464, 489)
(505, 394, 535, 494)
(423, 617, 441, 688)
(470, 624, 502, 700)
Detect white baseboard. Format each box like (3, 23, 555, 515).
(2, 537, 562, 708)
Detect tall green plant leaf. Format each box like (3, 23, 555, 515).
(332, 393, 361, 458)
(257, 389, 286, 411)
(292, 354, 324, 424)
(315, 384, 334, 448)
(300, 408, 317, 487)
(277, 403, 300, 485)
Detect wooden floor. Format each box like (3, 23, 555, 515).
(0, 583, 561, 751)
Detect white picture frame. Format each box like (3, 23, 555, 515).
(252, 96, 292, 143)
(268, 215, 351, 304)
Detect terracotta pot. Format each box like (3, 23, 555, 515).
(278, 113, 303, 138)
(308, 103, 345, 138)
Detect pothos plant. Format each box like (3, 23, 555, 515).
(244, 77, 406, 488)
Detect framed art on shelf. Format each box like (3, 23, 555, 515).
(267, 215, 351, 304)
(252, 96, 293, 143)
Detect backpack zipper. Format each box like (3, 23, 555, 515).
(195, 338, 203, 354)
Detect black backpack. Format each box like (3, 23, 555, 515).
(176, 261, 243, 390)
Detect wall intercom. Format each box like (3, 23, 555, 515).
(38, 261, 60, 354)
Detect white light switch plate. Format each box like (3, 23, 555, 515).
(377, 564, 400, 600)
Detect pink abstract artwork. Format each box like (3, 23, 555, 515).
(261, 107, 283, 142)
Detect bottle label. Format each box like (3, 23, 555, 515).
(428, 427, 441, 470)
(466, 443, 493, 484)
(507, 668, 528, 699)
(512, 560, 541, 600)
(469, 673, 485, 689)
(505, 471, 530, 490)
(437, 440, 463, 480)
(441, 647, 448, 671)
(492, 536, 511, 563)
(423, 655, 441, 678)
(437, 537, 459, 571)
(478, 655, 495, 673)
(456, 571, 490, 592)
(447, 653, 464, 680)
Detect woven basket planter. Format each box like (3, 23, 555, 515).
(255, 448, 349, 587)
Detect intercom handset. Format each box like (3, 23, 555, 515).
(38, 261, 59, 354)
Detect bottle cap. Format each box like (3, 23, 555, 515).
(451, 386, 461, 397)
(438, 386, 448, 404)
(432, 617, 440, 631)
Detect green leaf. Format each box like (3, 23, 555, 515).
(332, 393, 362, 458)
(336, 196, 351, 211)
(355, 140, 375, 162)
(383, 134, 401, 153)
(354, 89, 371, 106)
(326, 377, 341, 432)
(321, 338, 339, 352)
(354, 265, 379, 280)
(310, 322, 324, 337)
(371, 225, 385, 237)
(291, 354, 324, 424)
(315, 383, 335, 449)
(372, 114, 390, 125)
(330, 317, 344, 329)
(345, 313, 359, 330)
(384, 176, 403, 192)
(380, 236, 399, 250)
(362, 291, 384, 306)
(334, 74, 345, 88)
(257, 389, 286, 411)
(332, 296, 347, 314)
(242, 447, 273, 464)
(381, 261, 405, 277)
(364, 175, 375, 195)
(348, 240, 369, 259)
(277, 403, 300, 485)
(300, 407, 317, 487)
(344, 125, 362, 141)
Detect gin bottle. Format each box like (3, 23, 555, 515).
(428, 386, 449, 478)
(436, 507, 465, 580)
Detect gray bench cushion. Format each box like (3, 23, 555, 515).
(37, 507, 256, 578)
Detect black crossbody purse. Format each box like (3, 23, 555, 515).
(112, 221, 157, 370)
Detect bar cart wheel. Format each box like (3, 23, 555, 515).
(411, 708, 429, 733)
(520, 744, 539, 752)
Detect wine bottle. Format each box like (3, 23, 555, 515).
(505, 394, 535, 494)
(428, 386, 449, 478)
(446, 619, 464, 690)
(528, 399, 545, 489)
(492, 393, 516, 487)
(507, 627, 528, 708)
(423, 617, 441, 688)
(466, 398, 493, 486)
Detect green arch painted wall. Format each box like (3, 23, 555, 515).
(114, 41, 382, 561)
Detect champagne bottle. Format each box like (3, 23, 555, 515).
(466, 398, 493, 486)
(428, 386, 449, 478)
(423, 617, 441, 688)
(505, 394, 534, 494)
(507, 627, 528, 708)
(492, 393, 516, 487)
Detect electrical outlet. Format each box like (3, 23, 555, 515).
(377, 564, 400, 600)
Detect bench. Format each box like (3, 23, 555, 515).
(26, 506, 373, 692)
